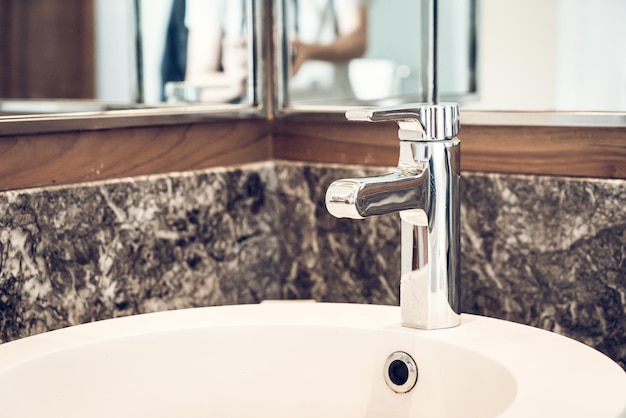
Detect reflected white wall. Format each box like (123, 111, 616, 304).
(139, 0, 174, 104)
(365, 0, 422, 96)
(439, 0, 473, 97)
(95, 0, 172, 104)
(360, 0, 473, 100)
(95, 0, 135, 102)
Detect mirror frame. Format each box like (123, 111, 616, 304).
(461, 110, 626, 128)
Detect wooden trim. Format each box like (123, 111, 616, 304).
(0, 119, 623, 192)
(0, 120, 272, 191)
(273, 120, 626, 179)
(272, 119, 398, 166)
(461, 125, 626, 178)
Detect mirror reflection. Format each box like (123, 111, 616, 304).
(0, 0, 256, 117)
(6, 0, 625, 120)
(285, 0, 369, 103)
(161, 0, 250, 104)
(280, 0, 477, 107)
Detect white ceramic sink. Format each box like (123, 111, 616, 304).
(0, 302, 624, 417)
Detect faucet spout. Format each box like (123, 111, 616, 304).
(326, 164, 429, 220)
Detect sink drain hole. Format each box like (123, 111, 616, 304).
(384, 352, 418, 393)
(388, 359, 410, 385)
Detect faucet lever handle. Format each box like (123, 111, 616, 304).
(346, 103, 460, 141)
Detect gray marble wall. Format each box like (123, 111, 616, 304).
(0, 161, 624, 369)
(0, 164, 281, 343)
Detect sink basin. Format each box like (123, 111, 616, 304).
(0, 302, 624, 417)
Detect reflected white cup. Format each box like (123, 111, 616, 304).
(349, 59, 398, 101)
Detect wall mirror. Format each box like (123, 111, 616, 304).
(276, 0, 626, 128)
(2, 0, 625, 133)
(0, 0, 262, 129)
(276, 0, 477, 111)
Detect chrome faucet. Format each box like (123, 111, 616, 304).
(325, 104, 461, 330)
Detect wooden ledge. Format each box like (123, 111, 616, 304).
(0, 119, 623, 192)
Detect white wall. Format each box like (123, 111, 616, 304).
(466, 0, 626, 111)
(555, 0, 626, 111)
(465, 0, 559, 111)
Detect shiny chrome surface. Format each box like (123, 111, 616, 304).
(326, 104, 461, 329)
(345, 103, 460, 140)
(326, 142, 430, 219)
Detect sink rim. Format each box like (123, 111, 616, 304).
(0, 302, 624, 417)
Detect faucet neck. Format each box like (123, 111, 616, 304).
(399, 139, 461, 329)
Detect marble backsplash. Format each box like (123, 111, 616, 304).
(0, 165, 281, 342)
(0, 161, 624, 369)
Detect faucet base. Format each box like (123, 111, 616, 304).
(400, 268, 461, 330)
